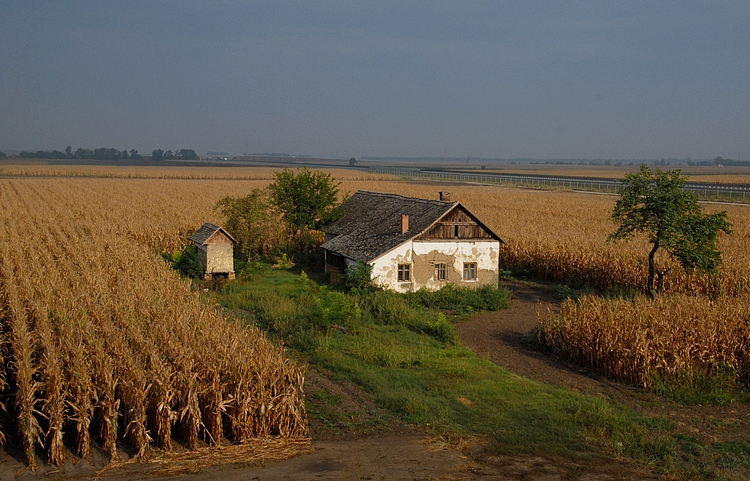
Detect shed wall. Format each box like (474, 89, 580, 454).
(206, 244, 234, 275)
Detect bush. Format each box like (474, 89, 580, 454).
(164, 245, 203, 279)
(406, 284, 511, 312)
(345, 263, 375, 291)
(354, 290, 458, 344)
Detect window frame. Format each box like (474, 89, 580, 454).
(463, 262, 477, 281)
(397, 263, 411, 282)
(435, 262, 447, 281)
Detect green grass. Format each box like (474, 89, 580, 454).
(311, 323, 673, 461)
(651, 368, 750, 406)
(211, 263, 678, 467)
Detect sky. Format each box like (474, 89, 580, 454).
(1, 1, 749, 160)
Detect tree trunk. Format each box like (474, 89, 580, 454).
(647, 241, 659, 298)
(655, 268, 670, 294)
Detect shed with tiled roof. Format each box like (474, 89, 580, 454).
(188, 223, 237, 280)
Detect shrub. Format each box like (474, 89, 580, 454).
(165, 245, 203, 279)
(406, 284, 511, 312)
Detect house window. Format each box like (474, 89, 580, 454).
(435, 263, 447, 281)
(454, 225, 459, 237)
(398, 264, 411, 282)
(463, 262, 477, 280)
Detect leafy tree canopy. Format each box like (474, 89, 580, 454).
(268, 168, 344, 235)
(608, 165, 731, 296)
(215, 189, 284, 259)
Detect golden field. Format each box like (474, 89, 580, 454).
(1, 164, 748, 470)
(336, 178, 750, 388)
(0, 176, 309, 470)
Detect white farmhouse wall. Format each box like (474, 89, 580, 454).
(413, 240, 499, 272)
(370, 241, 413, 292)
(368, 240, 499, 293)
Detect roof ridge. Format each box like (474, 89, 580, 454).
(354, 190, 454, 205)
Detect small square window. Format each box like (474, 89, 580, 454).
(463, 262, 477, 280)
(398, 264, 411, 282)
(435, 263, 447, 281)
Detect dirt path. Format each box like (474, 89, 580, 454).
(457, 279, 636, 402)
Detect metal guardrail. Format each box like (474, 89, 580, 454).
(361, 167, 750, 202)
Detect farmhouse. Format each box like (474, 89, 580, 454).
(188, 223, 237, 280)
(321, 191, 503, 292)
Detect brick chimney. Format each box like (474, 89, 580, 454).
(401, 214, 409, 234)
(439, 191, 451, 201)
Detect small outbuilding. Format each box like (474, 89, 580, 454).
(188, 223, 237, 280)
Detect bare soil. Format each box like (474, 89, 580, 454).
(4, 279, 749, 480)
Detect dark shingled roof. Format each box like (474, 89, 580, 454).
(188, 223, 237, 245)
(322, 191, 494, 263)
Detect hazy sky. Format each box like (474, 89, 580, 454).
(2, 1, 749, 160)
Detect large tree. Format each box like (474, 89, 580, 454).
(608, 165, 731, 297)
(268, 168, 344, 250)
(216, 188, 284, 259)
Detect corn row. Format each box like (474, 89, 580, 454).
(540, 293, 750, 387)
(0, 178, 308, 469)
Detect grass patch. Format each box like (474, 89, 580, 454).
(313, 328, 673, 461)
(212, 264, 677, 467)
(651, 368, 750, 406)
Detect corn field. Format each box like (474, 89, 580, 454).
(1, 167, 747, 459)
(538, 294, 750, 388)
(337, 181, 750, 297)
(0, 177, 308, 469)
(336, 180, 750, 388)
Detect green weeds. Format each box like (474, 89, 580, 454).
(212, 264, 678, 468)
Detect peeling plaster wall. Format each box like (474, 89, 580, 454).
(370, 242, 413, 292)
(369, 240, 499, 293)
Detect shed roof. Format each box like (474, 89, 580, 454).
(188, 223, 237, 245)
(321, 191, 501, 263)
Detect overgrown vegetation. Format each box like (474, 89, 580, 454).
(162, 244, 203, 278)
(215, 188, 285, 259)
(215, 167, 345, 259)
(213, 264, 678, 468)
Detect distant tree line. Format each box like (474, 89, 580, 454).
(687, 156, 750, 167)
(11, 146, 198, 161)
(150, 149, 198, 161)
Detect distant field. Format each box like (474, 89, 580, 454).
(0, 162, 391, 181)
(4, 158, 750, 184)
(451, 164, 750, 184)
